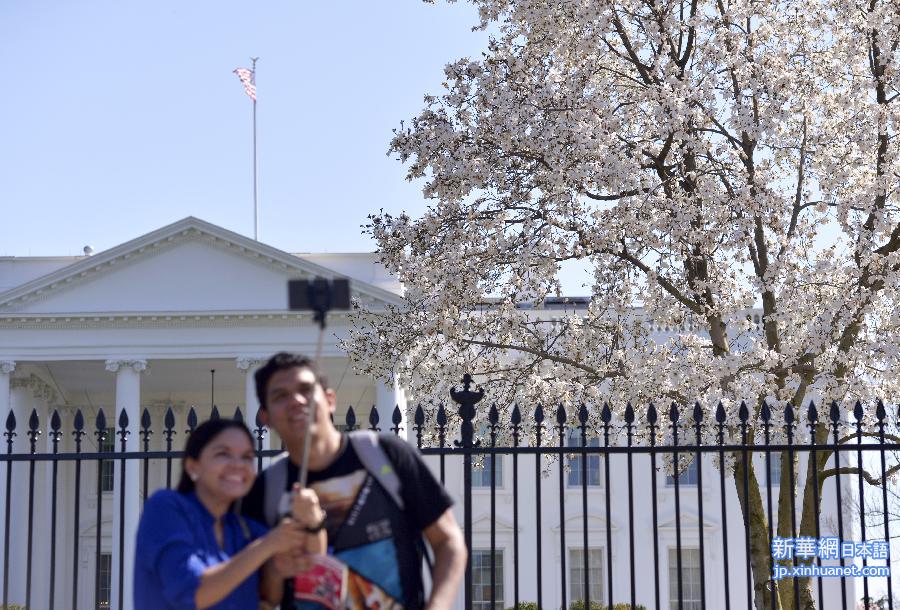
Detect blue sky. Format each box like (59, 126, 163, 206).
(0, 1, 488, 253)
(0, 0, 594, 294)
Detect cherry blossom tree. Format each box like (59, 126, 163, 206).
(345, 1, 900, 608)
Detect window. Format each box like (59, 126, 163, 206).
(569, 548, 604, 603)
(100, 428, 115, 493)
(97, 552, 112, 609)
(473, 455, 503, 488)
(472, 550, 504, 610)
(668, 548, 701, 610)
(767, 452, 782, 487)
(567, 429, 601, 487)
(666, 458, 698, 486)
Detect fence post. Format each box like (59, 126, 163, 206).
(451, 373, 483, 610)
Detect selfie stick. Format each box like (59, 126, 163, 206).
(297, 313, 326, 489)
(287, 278, 350, 490)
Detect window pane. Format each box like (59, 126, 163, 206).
(566, 430, 601, 488)
(666, 459, 698, 486)
(472, 550, 504, 610)
(569, 547, 604, 602)
(473, 455, 503, 488)
(97, 553, 112, 609)
(767, 452, 781, 486)
(101, 428, 115, 492)
(668, 548, 701, 610)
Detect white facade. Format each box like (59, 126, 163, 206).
(0, 217, 862, 610)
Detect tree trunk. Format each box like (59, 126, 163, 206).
(734, 456, 782, 610)
(793, 424, 834, 610)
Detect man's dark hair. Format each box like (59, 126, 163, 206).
(176, 418, 254, 493)
(254, 352, 330, 411)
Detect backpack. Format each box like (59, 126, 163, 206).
(262, 430, 405, 525)
(259, 430, 434, 574)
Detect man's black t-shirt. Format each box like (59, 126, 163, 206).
(242, 434, 453, 610)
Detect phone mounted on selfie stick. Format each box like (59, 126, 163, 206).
(287, 277, 351, 490)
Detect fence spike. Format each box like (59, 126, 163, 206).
(535, 403, 545, 424)
(414, 404, 425, 428)
(807, 400, 818, 423)
(760, 401, 771, 423)
(255, 409, 266, 430)
(624, 402, 635, 425)
(118, 408, 131, 446)
(489, 403, 499, 427)
(853, 400, 864, 424)
(693, 401, 703, 423)
(647, 402, 658, 425)
(73, 409, 84, 433)
(5, 410, 15, 433)
(829, 401, 840, 425)
(140, 408, 153, 446)
(555, 404, 567, 428)
(436, 403, 447, 428)
(345, 406, 357, 430)
(233, 406, 244, 423)
(715, 402, 726, 424)
(738, 401, 749, 423)
(368, 405, 381, 431)
(392, 405, 403, 426)
(600, 403, 612, 425)
(187, 407, 198, 432)
(580, 403, 591, 426)
(668, 402, 679, 423)
(875, 400, 886, 423)
(95, 408, 107, 435)
(49, 409, 62, 446)
(210, 405, 220, 420)
(27, 409, 41, 450)
(51, 409, 62, 433)
(511, 404, 521, 427)
(785, 402, 794, 425)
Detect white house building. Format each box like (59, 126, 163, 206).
(0, 217, 865, 610)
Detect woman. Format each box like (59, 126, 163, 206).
(134, 418, 326, 609)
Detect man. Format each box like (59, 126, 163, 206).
(242, 352, 467, 610)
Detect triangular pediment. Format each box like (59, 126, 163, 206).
(0, 217, 401, 315)
(551, 514, 619, 533)
(657, 510, 718, 531)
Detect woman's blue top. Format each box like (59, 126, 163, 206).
(134, 489, 268, 610)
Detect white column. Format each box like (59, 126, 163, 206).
(107, 359, 145, 610)
(0, 361, 13, 597)
(7, 381, 31, 605)
(375, 374, 408, 441)
(236, 357, 268, 452)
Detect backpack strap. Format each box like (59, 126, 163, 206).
(263, 451, 291, 526)
(348, 430, 404, 511)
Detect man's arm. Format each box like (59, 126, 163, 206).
(423, 508, 467, 610)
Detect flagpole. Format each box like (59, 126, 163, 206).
(251, 57, 259, 241)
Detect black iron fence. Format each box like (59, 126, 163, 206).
(0, 377, 898, 610)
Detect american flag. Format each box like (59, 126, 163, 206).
(233, 67, 256, 102)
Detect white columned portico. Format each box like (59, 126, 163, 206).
(0, 361, 12, 427)
(106, 358, 146, 610)
(375, 374, 408, 441)
(236, 357, 268, 452)
(0, 361, 13, 594)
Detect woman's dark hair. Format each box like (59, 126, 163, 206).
(176, 418, 255, 493)
(254, 352, 329, 411)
